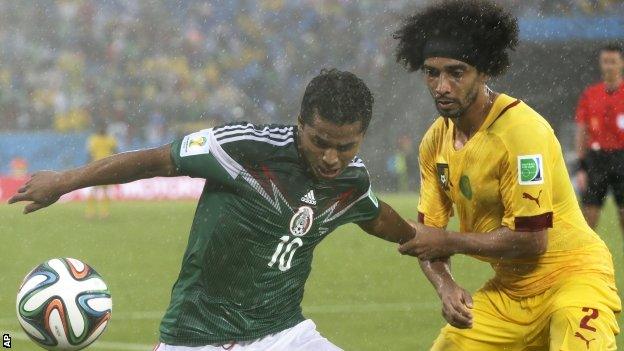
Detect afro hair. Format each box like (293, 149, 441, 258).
(394, 0, 519, 77)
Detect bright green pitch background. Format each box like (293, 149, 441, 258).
(1, 194, 623, 350)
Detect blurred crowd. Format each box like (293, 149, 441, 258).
(0, 0, 622, 151)
(503, 0, 624, 16)
(0, 0, 404, 148)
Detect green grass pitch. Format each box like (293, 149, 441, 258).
(1, 194, 623, 350)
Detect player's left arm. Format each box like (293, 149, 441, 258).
(350, 164, 416, 243)
(358, 200, 416, 244)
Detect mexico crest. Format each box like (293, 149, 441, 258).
(290, 206, 314, 236)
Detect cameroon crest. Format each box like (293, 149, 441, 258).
(436, 163, 451, 190)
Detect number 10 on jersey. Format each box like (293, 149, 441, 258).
(268, 236, 303, 271)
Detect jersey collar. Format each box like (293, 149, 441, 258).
(293, 126, 318, 180)
(603, 80, 624, 94)
(479, 93, 521, 132)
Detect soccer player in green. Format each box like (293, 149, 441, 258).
(9, 69, 417, 350)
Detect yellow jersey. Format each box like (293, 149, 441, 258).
(87, 134, 117, 161)
(418, 94, 616, 299)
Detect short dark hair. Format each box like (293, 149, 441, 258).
(300, 68, 374, 132)
(394, 0, 519, 77)
(600, 43, 623, 56)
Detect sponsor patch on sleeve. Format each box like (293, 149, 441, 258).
(517, 154, 544, 185)
(180, 130, 211, 157)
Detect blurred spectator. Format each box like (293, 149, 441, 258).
(85, 124, 118, 219)
(87, 125, 118, 162)
(386, 135, 418, 192)
(399, 135, 420, 191)
(10, 157, 28, 177)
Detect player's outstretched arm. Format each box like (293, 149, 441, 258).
(399, 222, 547, 261)
(8, 144, 178, 214)
(357, 200, 416, 244)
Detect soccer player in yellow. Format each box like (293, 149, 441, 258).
(394, 1, 620, 350)
(86, 125, 118, 218)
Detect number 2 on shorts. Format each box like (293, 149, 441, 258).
(579, 307, 599, 332)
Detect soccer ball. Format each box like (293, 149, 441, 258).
(16, 258, 112, 350)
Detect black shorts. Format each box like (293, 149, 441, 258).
(582, 150, 624, 207)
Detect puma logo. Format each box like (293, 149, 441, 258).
(574, 332, 595, 349)
(522, 190, 542, 207)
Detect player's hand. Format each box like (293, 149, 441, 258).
(438, 283, 473, 329)
(398, 222, 454, 260)
(7, 171, 64, 214)
(576, 170, 588, 192)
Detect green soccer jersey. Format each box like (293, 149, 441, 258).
(160, 122, 381, 345)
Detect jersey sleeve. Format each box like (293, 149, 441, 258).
(346, 165, 381, 223)
(417, 130, 453, 228)
(170, 128, 246, 184)
(498, 123, 554, 232)
(575, 88, 589, 125)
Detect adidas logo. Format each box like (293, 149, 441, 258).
(301, 190, 316, 205)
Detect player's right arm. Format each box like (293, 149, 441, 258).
(414, 125, 472, 329)
(8, 144, 177, 213)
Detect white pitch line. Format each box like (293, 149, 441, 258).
(304, 301, 438, 314)
(98, 301, 438, 321)
(1, 302, 439, 349)
(6, 330, 154, 351)
(1, 301, 438, 325)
